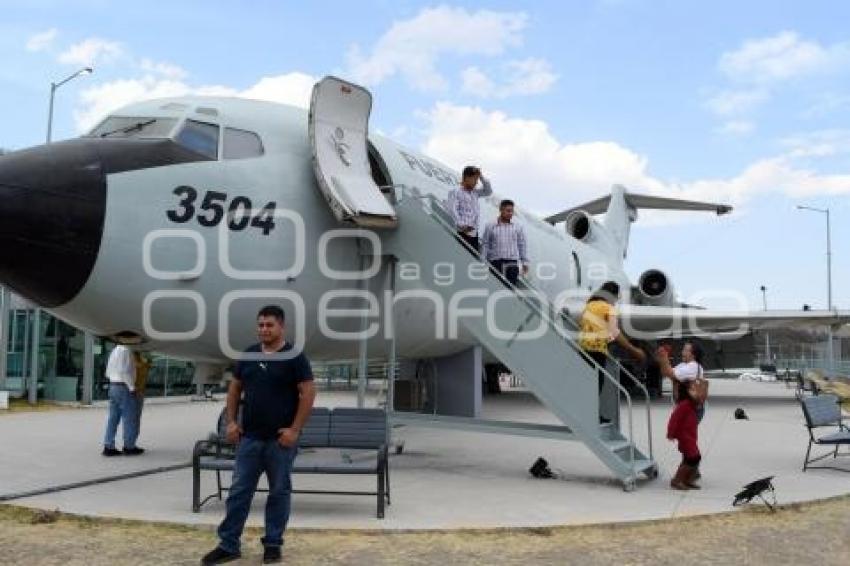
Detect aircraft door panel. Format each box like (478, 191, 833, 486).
(308, 76, 397, 229)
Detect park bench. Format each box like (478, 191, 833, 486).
(800, 394, 850, 472)
(192, 406, 390, 517)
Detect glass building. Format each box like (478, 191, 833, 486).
(0, 287, 196, 404)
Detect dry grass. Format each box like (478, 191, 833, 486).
(1, 495, 849, 565)
(807, 376, 850, 410)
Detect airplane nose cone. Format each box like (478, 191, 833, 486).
(0, 140, 106, 307)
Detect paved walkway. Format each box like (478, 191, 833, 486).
(1, 380, 848, 530)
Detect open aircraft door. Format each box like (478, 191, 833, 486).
(308, 76, 397, 229)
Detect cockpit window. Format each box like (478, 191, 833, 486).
(223, 127, 264, 160)
(175, 119, 220, 160)
(87, 116, 178, 139)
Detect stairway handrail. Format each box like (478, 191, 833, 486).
(556, 310, 654, 461)
(391, 186, 645, 477)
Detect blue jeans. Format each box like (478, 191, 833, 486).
(103, 383, 138, 449)
(217, 437, 298, 553)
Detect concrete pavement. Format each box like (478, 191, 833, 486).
(1, 380, 848, 529)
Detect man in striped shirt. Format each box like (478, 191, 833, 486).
(482, 199, 529, 286)
(446, 165, 492, 252)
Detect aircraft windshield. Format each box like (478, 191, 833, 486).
(87, 116, 178, 139)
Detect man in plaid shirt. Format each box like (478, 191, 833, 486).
(446, 165, 492, 252)
(482, 199, 529, 286)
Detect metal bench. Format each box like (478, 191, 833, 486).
(800, 394, 850, 472)
(192, 407, 390, 517)
(795, 373, 819, 399)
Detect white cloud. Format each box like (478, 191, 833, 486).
(73, 71, 316, 133)
(421, 102, 663, 213)
(504, 58, 558, 95)
(346, 6, 527, 91)
(779, 129, 850, 158)
(26, 28, 58, 52)
(705, 32, 850, 125)
(420, 103, 850, 221)
(802, 92, 850, 118)
(719, 31, 850, 83)
(139, 58, 187, 80)
(704, 89, 768, 116)
(461, 66, 495, 95)
(58, 37, 123, 66)
(716, 120, 755, 136)
(462, 58, 557, 98)
(239, 73, 317, 107)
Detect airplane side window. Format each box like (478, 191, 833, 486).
(175, 119, 220, 160)
(223, 127, 264, 160)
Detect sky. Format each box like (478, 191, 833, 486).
(0, 0, 848, 311)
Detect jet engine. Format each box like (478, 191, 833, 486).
(637, 269, 676, 306)
(564, 210, 596, 242)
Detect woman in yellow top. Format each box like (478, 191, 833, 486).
(579, 282, 646, 420)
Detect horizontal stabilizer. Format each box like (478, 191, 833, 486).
(544, 190, 732, 224)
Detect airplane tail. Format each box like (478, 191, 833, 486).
(544, 185, 732, 258)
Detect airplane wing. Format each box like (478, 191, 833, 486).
(612, 305, 850, 338)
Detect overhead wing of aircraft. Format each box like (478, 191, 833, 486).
(614, 304, 850, 338)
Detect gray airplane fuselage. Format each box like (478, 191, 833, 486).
(0, 96, 629, 362)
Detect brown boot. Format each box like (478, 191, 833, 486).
(670, 464, 692, 490)
(685, 466, 702, 489)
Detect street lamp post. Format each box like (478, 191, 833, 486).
(797, 205, 834, 373)
(46, 67, 93, 144)
(760, 285, 771, 364)
(25, 67, 93, 404)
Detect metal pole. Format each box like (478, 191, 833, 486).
(826, 209, 834, 374)
(29, 309, 40, 405)
(798, 205, 836, 374)
(0, 287, 8, 391)
(760, 286, 771, 362)
(384, 259, 397, 451)
(356, 253, 369, 408)
(46, 68, 93, 144)
(385, 259, 397, 414)
(46, 83, 56, 143)
(82, 332, 94, 404)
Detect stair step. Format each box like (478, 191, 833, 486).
(602, 438, 632, 452)
(629, 458, 656, 475)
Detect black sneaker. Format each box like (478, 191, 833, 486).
(201, 546, 240, 565)
(102, 447, 121, 457)
(263, 546, 282, 564)
(123, 446, 145, 456)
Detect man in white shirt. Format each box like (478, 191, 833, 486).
(102, 345, 143, 456)
(446, 166, 493, 252)
(481, 199, 529, 286)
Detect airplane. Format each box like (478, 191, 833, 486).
(3, 75, 847, 487)
(0, 75, 844, 365)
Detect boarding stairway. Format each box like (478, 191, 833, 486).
(379, 188, 657, 490)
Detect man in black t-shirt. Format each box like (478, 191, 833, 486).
(202, 306, 316, 565)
